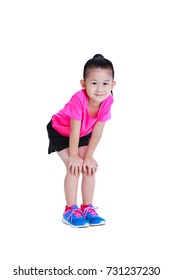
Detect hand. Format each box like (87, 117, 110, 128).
(68, 155, 83, 175)
(83, 157, 98, 176)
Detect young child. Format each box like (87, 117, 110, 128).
(47, 54, 116, 228)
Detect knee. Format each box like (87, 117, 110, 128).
(66, 167, 81, 177)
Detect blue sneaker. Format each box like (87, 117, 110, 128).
(62, 205, 89, 228)
(81, 204, 105, 226)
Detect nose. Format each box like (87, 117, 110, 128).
(96, 87, 103, 92)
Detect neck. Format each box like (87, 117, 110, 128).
(88, 100, 101, 117)
(88, 99, 100, 108)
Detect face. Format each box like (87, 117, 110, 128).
(80, 68, 116, 105)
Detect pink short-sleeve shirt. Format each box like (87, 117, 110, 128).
(51, 89, 113, 137)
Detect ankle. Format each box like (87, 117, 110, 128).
(81, 203, 92, 210)
(65, 204, 77, 211)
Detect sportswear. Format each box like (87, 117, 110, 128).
(51, 89, 113, 137)
(81, 204, 105, 226)
(62, 205, 89, 228)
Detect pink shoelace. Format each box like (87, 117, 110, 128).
(68, 209, 83, 221)
(83, 206, 98, 217)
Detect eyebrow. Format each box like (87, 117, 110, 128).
(89, 79, 111, 82)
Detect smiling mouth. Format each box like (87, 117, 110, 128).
(95, 93, 105, 96)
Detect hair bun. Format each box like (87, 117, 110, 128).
(93, 54, 104, 59)
(83, 53, 114, 80)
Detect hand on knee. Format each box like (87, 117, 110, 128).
(83, 157, 98, 176)
(68, 155, 83, 175)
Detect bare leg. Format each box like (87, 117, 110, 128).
(58, 146, 96, 207)
(58, 148, 80, 206)
(81, 172, 95, 205)
(78, 146, 96, 205)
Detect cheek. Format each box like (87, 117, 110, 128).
(108, 86, 113, 92)
(86, 87, 95, 94)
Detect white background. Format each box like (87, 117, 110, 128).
(0, 0, 173, 279)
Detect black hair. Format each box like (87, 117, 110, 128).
(83, 54, 114, 80)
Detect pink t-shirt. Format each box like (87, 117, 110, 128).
(51, 89, 113, 137)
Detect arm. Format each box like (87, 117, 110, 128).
(83, 121, 105, 175)
(68, 119, 83, 175)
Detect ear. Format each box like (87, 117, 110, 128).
(111, 80, 116, 89)
(80, 79, 86, 88)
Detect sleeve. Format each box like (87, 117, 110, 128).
(63, 95, 83, 121)
(97, 95, 114, 122)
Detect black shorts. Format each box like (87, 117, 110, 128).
(46, 120, 92, 154)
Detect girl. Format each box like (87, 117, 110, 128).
(47, 54, 116, 228)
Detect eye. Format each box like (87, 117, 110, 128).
(91, 82, 97, 85)
(103, 82, 109, 85)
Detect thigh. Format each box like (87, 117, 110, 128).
(57, 145, 88, 167)
(57, 148, 69, 167)
(78, 146, 88, 159)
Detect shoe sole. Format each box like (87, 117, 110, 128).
(62, 218, 89, 228)
(89, 221, 106, 226)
